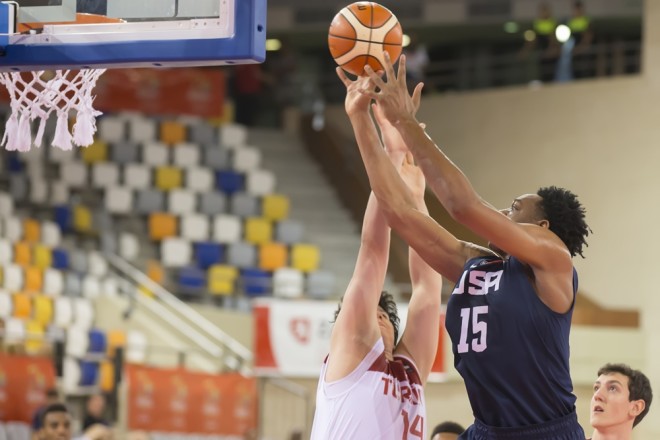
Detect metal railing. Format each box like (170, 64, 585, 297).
(106, 252, 253, 374)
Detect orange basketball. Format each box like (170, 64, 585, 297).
(328, 2, 403, 76)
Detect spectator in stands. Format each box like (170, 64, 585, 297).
(519, 3, 559, 82)
(82, 394, 109, 431)
(32, 388, 61, 433)
(39, 402, 113, 440)
(568, 1, 594, 79)
(588, 363, 653, 440)
(430, 421, 465, 440)
(39, 403, 71, 440)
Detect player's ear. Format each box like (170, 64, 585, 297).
(538, 219, 550, 229)
(630, 399, 645, 417)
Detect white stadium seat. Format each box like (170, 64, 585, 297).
(124, 164, 153, 189)
(60, 161, 88, 187)
(105, 187, 134, 214)
(161, 238, 192, 267)
(180, 214, 210, 242)
(43, 269, 65, 296)
(168, 190, 196, 215)
(212, 214, 242, 243)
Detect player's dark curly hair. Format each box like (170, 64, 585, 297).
(333, 291, 400, 342)
(536, 186, 590, 258)
(598, 363, 653, 427)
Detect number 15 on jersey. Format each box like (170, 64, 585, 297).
(457, 306, 488, 353)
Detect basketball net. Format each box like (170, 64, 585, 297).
(0, 69, 106, 151)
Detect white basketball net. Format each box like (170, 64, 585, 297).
(0, 69, 106, 151)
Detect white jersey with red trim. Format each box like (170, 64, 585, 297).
(310, 338, 426, 440)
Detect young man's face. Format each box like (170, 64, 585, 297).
(591, 372, 641, 430)
(41, 411, 71, 440)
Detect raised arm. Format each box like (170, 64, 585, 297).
(326, 76, 406, 382)
(338, 68, 484, 284)
(392, 153, 444, 384)
(360, 55, 573, 281)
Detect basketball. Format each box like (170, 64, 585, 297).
(328, 2, 403, 76)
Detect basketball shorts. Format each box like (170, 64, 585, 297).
(459, 411, 585, 440)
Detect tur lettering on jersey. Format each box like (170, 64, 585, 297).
(380, 370, 422, 405)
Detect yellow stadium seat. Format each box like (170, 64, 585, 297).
(14, 242, 31, 267)
(81, 140, 108, 164)
(13, 293, 31, 319)
(149, 213, 178, 241)
(262, 194, 290, 221)
(208, 264, 238, 295)
(33, 296, 53, 327)
(73, 205, 93, 233)
(259, 242, 288, 271)
(23, 219, 40, 243)
(107, 330, 127, 357)
(33, 245, 52, 269)
(25, 321, 44, 354)
(99, 361, 115, 392)
(291, 244, 321, 273)
(32, 244, 53, 269)
(160, 121, 187, 145)
(245, 217, 272, 244)
(24, 267, 43, 292)
(155, 167, 183, 191)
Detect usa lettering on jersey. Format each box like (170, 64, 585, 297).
(452, 268, 503, 295)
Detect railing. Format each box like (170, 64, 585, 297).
(106, 252, 253, 374)
(295, 40, 642, 109)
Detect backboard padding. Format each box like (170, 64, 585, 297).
(0, 0, 266, 70)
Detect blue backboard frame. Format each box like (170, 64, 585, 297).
(0, 0, 266, 71)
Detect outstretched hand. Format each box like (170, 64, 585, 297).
(336, 67, 381, 117)
(360, 53, 424, 125)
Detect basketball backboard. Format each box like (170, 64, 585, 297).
(0, 0, 266, 71)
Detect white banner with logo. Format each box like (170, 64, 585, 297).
(253, 299, 445, 379)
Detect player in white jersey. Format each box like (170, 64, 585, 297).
(310, 71, 443, 440)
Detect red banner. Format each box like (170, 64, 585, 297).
(93, 68, 226, 118)
(0, 355, 56, 423)
(126, 364, 256, 436)
(0, 68, 226, 119)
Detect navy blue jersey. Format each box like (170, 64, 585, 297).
(445, 255, 578, 427)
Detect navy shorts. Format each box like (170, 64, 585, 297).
(459, 411, 585, 440)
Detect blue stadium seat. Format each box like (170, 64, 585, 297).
(54, 205, 72, 232)
(194, 242, 224, 269)
(88, 329, 107, 354)
(52, 248, 70, 270)
(79, 360, 99, 386)
(241, 268, 271, 297)
(178, 266, 206, 295)
(216, 170, 244, 194)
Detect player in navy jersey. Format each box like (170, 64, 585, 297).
(344, 53, 591, 439)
